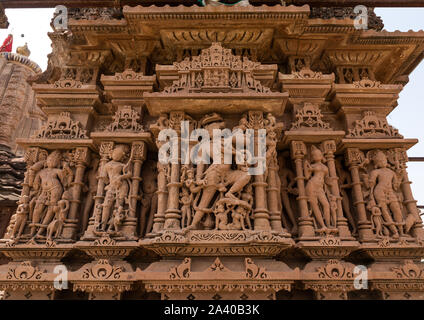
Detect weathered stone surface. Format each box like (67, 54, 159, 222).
(0, 3, 424, 300)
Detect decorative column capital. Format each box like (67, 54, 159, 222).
(290, 141, 307, 159)
(99, 141, 114, 161)
(344, 148, 365, 167)
(321, 140, 337, 156)
(131, 141, 147, 161)
(73, 147, 90, 165)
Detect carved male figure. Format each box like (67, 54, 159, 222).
(369, 150, 404, 237)
(30, 151, 67, 238)
(99, 144, 132, 232)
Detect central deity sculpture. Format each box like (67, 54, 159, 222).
(186, 113, 252, 230)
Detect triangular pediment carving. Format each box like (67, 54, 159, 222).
(160, 42, 274, 94)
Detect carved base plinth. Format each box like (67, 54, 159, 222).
(70, 258, 135, 298)
(355, 240, 424, 261)
(0, 243, 74, 262)
(74, 237, 139, 260)
(137, 256, 299, 300)
(296, 236, 359, 259)
(140, 230, 294, 257)
(301, 259, 357, 300)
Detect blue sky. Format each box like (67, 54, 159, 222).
(1, 7, 424, 205)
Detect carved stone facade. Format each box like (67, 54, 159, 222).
(0, 3, 424, 300)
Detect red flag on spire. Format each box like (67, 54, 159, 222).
(0, 34, 13, 53)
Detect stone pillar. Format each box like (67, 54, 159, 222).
(267, 160, 283, 232)
(164, 136, 181, 230)
(394, 148, 424, 239)
(82, 142, 114, 238)
(62, 147, 90, 240)
(345, 148, 374, 242)
(322, 140, 351, 238)
(253, 174, 271, 231)
(290, 141, 314, 238)
(150, 162, 168, 235)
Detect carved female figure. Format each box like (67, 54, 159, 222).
(180, 188, 193, 228)
(304, 146, 333, 233)
(99, 144, 132, 232)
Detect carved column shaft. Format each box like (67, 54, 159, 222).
(345, 148, 374, 242)
(322, 140, 351, 238)
(291, 141, 314, 238)
(267, 162, 283, 232)
(164, 136, 181, 230)
(150, 162, 168, 235)
(62, 147, 89, 240)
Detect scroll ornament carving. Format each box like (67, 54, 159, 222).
(392, 260, 424, 279)
(245, 258, 268, 279)
(82, 259, 123, 280)
(347, 112, 402, 138)
(164, 42, 271, 94)
(316, 260, 354, 280)
(6, 261, 45, 281)
(107, 106, 143, 132)
(291, 103, 331, 130)
(169, 258, 191, 280)
(33, 112, 88, 139)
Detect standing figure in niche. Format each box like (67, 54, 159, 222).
(30, 151, 68, 239)
(81, 157, 99, 234)
(12, 195, 30, 240)
(98, 144, 132, 232)
(180, 188, 193, 228)
(139, 160, 158, 237)
(335, 158, 357, 235)
(278, 155, 298, 235)
(369, 150, 405, 238)
(304, 146, 334, 233)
